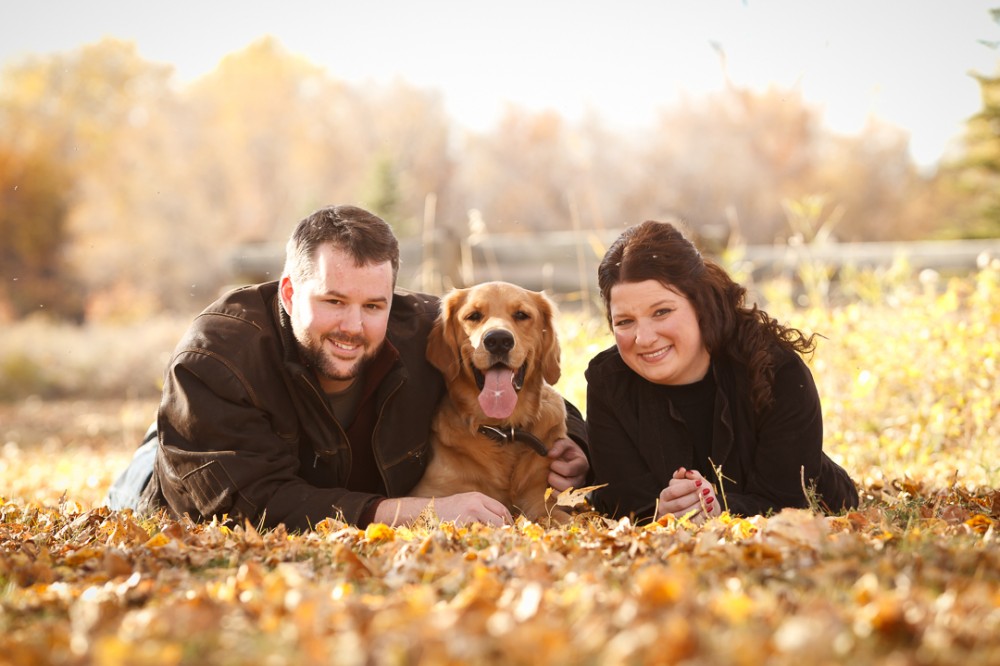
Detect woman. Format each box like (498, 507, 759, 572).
(586, 219, 858, 523)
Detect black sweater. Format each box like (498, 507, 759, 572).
(585, 344, 859, 521)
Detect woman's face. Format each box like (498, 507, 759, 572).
(609, 279, 711, 385)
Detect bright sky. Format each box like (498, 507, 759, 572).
(3, 0, 999, 167)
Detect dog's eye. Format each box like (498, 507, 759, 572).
(465, 311, 483, 322)
(513, 310, 531, 321)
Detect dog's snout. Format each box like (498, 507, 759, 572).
(483, 329, 515, 354)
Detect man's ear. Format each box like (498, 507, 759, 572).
(279, 275, 295, 316)
(426, 289, 467, 381)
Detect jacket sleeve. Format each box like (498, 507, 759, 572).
(586, 378, 662, 521)
(155, 350, 383, 531)
(562, 398, 594, 480)
(723, 356, 858, 516)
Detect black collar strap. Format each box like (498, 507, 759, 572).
(477, 425, 549, 457)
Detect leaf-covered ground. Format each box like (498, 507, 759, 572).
(2, 265, 999, 665)
(0, 490, 998, 665)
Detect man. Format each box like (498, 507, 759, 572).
(108, 205, 589, 530)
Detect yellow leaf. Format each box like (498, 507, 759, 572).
(394, 526, 417, 541)
(364, 522, 396, 543)
(719, 513, 757, 540)
(521, 522, 545, 541)
(555, 483, 607, 508)
(143, 532, 171, 549)
(634, 566, 685, 605)
(965, 513, 994, 534)
(713, 590, 754, 624)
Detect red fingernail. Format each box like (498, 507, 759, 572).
(706, 496, 714, 504)
(702, 488, 710, 496)
(695, 480, 702, 487)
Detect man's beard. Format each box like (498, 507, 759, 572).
(298, 332, 380, 386)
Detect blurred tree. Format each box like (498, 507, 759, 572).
(947, 62, 1000, 238)
(0, 38, 178, 319)
(457, 107, 582, 233)
(186, 36, 352, 244)
(186, 40, 454, 237)
(362, 153, 402, 228)
(887, 9, 1000, 240)
(0, 146, 81, 319)
(1, 34, 971, 322)
(625, 86, 822, 245)
(355, 80, 455, 237)
(623, 84, 939, 244)
(810, 118, 926, 241)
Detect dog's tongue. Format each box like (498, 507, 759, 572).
(479, 367, 518, 419)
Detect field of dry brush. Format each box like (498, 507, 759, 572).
(1, 265, 998, 665)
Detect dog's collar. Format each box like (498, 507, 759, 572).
(477, 425, 549, 457)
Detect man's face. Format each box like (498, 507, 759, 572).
(280, 243, 394, 393)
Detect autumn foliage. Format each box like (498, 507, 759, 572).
(2, 264, 1000, 665)
(2, 37, 994, 321)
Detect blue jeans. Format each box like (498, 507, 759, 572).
(104, 423, 156, 510)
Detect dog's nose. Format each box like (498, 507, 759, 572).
(483, 329, 515, 354)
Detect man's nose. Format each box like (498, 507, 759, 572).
(339, 306, 364, 333)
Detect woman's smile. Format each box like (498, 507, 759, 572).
(638, 345, 671, 362)
(609, 279, 710, 386)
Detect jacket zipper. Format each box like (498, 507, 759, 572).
(297, 373, 350, 468)
(371, 375, 409, 492)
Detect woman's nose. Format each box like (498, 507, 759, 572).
(634, 320, 654, 347)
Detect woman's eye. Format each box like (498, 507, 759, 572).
(654, 308, 673, 317)
(613, 319, 632, 328)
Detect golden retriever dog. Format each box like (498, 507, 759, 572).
(411, 281, 570, 523)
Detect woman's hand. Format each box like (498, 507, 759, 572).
(654, 467, 721, 523)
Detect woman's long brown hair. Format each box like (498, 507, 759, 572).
(598, 219, 816, 414)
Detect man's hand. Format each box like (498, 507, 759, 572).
(546, 437, 589, 491)
(374, 491, 512, 527)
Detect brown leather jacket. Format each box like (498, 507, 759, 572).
(139, 282, 447, 530)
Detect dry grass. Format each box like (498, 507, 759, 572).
(1, 266, 999, 665)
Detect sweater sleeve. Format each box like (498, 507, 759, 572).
(586, 376, 662, 521)
(722, 355, 857, 516)
(562, 398, 595, 483)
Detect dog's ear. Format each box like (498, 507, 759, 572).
(426, 288, 467, 380)
(536, 291, 562, 385)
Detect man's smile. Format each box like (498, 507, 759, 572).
(326, 336, 365, 355)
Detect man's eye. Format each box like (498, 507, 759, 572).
(465, 311, 483, 322)
(513, 310, 530, 321)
